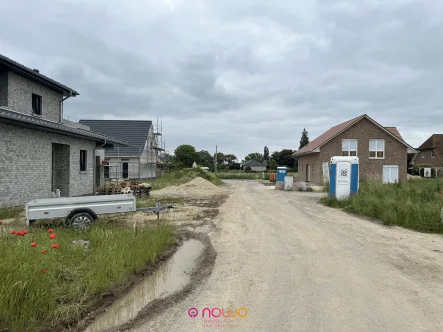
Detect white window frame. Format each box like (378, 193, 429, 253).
(342, 139, 358, 157)
(421, 151, 425, 158)
(369, 139, 385, 159)
(431, 150, 435, 158)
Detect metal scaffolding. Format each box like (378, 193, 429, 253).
(98, 118, 170, 186)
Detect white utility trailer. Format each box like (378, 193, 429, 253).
(25, 194, 175, 230)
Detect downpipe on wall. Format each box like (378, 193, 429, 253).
(93, 139, 107, 195)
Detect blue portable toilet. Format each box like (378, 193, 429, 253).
(330, 156, 359, 200)
(277, 167, 288, 182)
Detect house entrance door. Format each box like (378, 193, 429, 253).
(306, 164, 311, 182)
(122, 163, 129, 179)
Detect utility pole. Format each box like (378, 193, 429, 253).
(215, 145, 218, 173)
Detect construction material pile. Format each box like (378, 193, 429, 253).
(152, 177, 224, 197)
(97, 181, 152, 197)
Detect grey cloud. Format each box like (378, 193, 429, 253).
(1, 0, 442, 159)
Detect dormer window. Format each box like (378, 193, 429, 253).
(32, 93, 42, 115)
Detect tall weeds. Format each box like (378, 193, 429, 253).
(320, 179, 443, 233)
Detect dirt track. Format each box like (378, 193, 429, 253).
(130, 180, 443, 332)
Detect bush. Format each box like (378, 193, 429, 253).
(412, 164, 437, 177)
(323, 181, 330, 193)
(320, 179, 443, 233)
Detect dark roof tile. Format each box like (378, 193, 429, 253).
(79, 120, 152, 156)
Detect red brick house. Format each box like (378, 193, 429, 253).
(413, 134, 443, 176)
(293, 114, 417, 185)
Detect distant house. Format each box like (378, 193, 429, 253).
(413, 134, 443, 176)
(0, 54, 128, 207)
(242, 159, 266, 172)
(292, 114, 417, 185)
(78, 120, 163, 180)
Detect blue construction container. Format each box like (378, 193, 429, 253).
(277, 167, 288, 182)
(330, 156, 359, 200)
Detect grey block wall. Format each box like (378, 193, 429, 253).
(0, 68, 8, 106)
(0, 123, 97, 207)
(7, 71, 62, 123)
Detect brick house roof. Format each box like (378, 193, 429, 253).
(417, 134, 443, 151)
(293, 114, 415, 156)
(416, 134, 443, 165)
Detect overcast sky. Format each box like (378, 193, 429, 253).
(1, 0, 442, 160)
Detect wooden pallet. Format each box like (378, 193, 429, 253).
(131, 185, 151, 197)
(97, 187, 123, 195)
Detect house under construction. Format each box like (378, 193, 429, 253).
(78, 118, 168, 180)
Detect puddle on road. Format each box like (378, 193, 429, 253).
(83, 239, 205, 332)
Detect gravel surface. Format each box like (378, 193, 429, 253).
(130, 180, 443, 332)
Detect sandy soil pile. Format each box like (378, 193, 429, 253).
(152, 177, 225, 197)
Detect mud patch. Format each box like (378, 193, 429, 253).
(184, 195, 227, 208)
(62, 231, 216, 332)
(83, 239, 205, 332)
(108, 231, 216, 331)
(193, 208, 219, 220)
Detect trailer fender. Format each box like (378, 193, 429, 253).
(66, 208, 98, 222)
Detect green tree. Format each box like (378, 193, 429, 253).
(245, 152, 263, 162)
(270, 149, 295, 168)
(299, 128, 310, 149)
(198, 150, 213, 167)
(229, 162, 241, 170)
(173, 144, 199, 168)
(264, 146, 269, 162)
(224, 154, 238, 165)
(269, 159, 277, 170)
(215, 152, 226, 165)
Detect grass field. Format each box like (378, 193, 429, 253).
(320, 178, 443, 233)
(0, 223, 175, 331)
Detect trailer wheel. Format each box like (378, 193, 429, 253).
(68, 212, 94, 231)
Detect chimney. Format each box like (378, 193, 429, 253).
(32, 69, 39, 73)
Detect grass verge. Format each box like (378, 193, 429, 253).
(136, 196, 184, 208)
(0, 206, 23, 219)
(0, 223, 175, 331)
(320, 179, 443, 233)
(146, 168, 223, 190)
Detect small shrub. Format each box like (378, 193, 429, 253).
(343, 205, 356, 213)
(306, 187, 314, 192)
(323, 181, 330, 192)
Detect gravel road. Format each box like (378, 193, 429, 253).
(130, 180, 443, 332)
